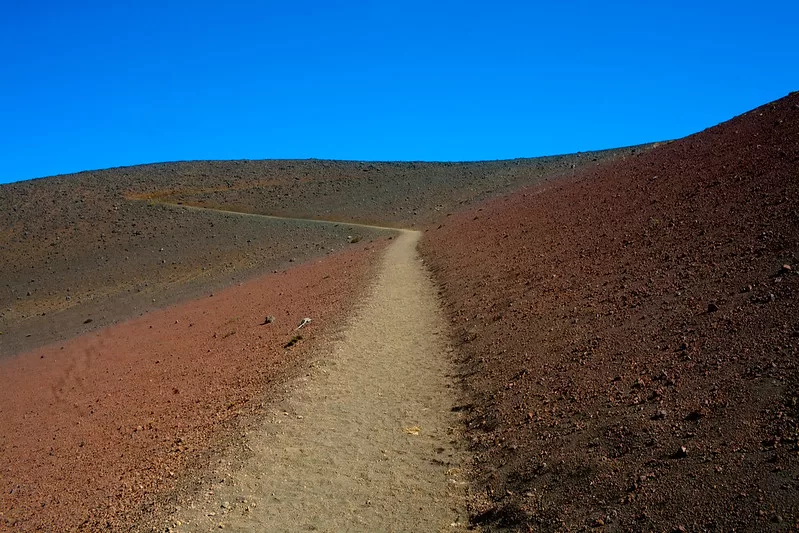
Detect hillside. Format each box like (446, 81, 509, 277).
(0, 241, 384, 531)
(421, 92, 799, 530)
(0, 146, 646, 531)
(5, 91, 797, 531)
(0, 148, 641, 358)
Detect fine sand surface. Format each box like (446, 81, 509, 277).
(170, 230, 468, 532)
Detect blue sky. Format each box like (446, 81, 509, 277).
(1, 1, 797, 184)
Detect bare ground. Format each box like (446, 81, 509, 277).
(420, 92, 799, 530)
(0, 238, 385, 532)
(170, 230, 468, 532)
(1, 145, 643, 358)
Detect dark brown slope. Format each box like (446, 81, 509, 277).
(0, 148, 642, 358)
(0, 181, 391, 358)
(146, 150, 643, 228)
(421, 93, 799, 531)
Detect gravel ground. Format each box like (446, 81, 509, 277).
(4, 88, 794, 532)
(0, 241, 385, 532)
(0, 144, 642, 359)
(420, 92, 799, 531)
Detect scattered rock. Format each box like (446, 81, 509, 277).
(671, 446, 688, 459)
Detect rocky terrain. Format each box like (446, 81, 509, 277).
(140, 150, 641, 228)
(0, 144, 641, 531)
(0, 147, 640, 358)
(421, 92, 799, 530)
(0, 180, 392, 357)
(0, 240, 385, 531)
(3, 89, 797, 532)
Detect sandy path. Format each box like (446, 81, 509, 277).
(172, 230, 467, 532)
(140, 198, 402, 232)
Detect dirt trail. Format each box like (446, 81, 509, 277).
(139, 198, 402, 232)
(172, 229, 467, 532)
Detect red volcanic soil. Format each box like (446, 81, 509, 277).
(0, 240, 385, 532)
(421, 93, 799, 530)
(1, 147, 639, 358)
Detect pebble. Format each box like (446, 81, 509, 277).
(672, 446, 688, 459)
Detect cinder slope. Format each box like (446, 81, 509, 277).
(421, 92, 799, 530)
(0, 241, 384, 532)
(0, 184, 391, 357)
(0, 147, 643, 357)
(149, 150, 643, 228)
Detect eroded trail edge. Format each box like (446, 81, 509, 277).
(173, 230, 467, 532)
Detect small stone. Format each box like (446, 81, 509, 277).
(781, 264, 792, 273)
(671, 446, 688, 459)
(651, 410, 667, 420)
(221, 501, 230, 509)
(83, 318, 93, 324)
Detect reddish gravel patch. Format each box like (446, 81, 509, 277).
(0, 240, 385, 532)
(421, 93, 799, 530)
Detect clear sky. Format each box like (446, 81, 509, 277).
(1, 1, 797, 184)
